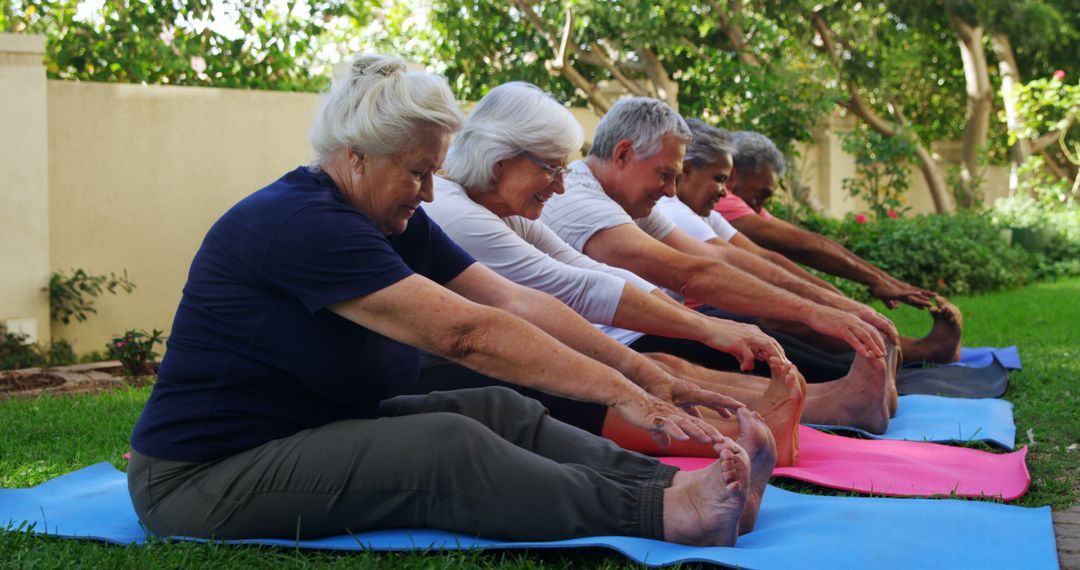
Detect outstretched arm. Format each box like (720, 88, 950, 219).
(726, 232, 841, 294)
(330, 270, 726, 446)
(731, 214, 935, 308)
(582, 224, 886, 358)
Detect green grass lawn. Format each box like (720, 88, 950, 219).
(2, 277, 1078, 567)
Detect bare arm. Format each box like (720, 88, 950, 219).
(442, 263, 744, 416)
(330, 270, 725, 445)
(610, 282, 786, 370)
(666, 228, 851, 310)
(582, 224, 886, 357)
(727, 232, 842, 294)
(731, 215, 935, 308)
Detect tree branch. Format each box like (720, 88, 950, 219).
(510, 0, 612, 113)
(709, 0, 761, 67)
(638, 47, 679, 110)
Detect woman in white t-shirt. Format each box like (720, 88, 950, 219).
(418, 82, 822, 482)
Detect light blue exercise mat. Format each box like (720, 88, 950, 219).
(805, 394, 1017, 449)
(0, 463, 1058, 569)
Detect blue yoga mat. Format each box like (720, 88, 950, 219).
(0, 463, 1058, 569)
(806, 394, 1016, 449)
(957, 346, 1022, 369)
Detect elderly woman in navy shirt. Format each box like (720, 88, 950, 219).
(127, 54, 757, 547)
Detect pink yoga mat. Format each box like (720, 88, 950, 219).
(660, 425, 1030, 500)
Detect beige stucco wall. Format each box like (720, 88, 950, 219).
(0, 34, 50, 344)
(47, 80, 320, 353)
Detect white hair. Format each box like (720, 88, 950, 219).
(309, 53, 464, 165)
(587, 97, 691, 162)
(443, 82, 585, 191)
(684, 119, 735, 167)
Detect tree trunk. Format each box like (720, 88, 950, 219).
(949, 15, 993, 208)
(812, 13, 950, 212)
(990, 33, 1030, 196)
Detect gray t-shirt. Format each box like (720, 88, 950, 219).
(541, 160, 677, 253)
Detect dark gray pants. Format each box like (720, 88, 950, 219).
(128, 387, 678, 542)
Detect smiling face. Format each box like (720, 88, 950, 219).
(347, 127, 451, 234)
(729, 164, 778, 213)
(481, 153, 568, 220)
(677, 153, 733, 216)
(608, 135, 686, 218)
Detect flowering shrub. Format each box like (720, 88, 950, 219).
(795, 210, 1032, 300)
(107, 329, 164, 377)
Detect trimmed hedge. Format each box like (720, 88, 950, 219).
(787, 210, 1038, 301)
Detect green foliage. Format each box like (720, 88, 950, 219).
(991, 194, 1080, 279)
(798, 210, 1032, 298)
(107, 329, 164, 377)
(1, 1, 379, 92)
(46, 268, 135, 325)
(0, 332, 77, 371)
(0, 331, 45, 371)
(840, 126, 915, 218)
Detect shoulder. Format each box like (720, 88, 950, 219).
(713, 193, 757, 222)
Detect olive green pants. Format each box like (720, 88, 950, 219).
(128, 386, 677, 542)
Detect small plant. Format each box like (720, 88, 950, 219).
(841, 128, 915, 220)
(0, 330, 46, 371)
(46, 268, 136, 325)
(107, 329, 164, 377)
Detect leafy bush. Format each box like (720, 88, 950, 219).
(0, 331, 46, 371)
(0, 332, 78, 371)
(47, 268, 136, 325)
(797, 211, 1032, 299)
(107, 329, 164, 377)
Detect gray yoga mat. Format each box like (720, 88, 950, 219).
(896, 358, 1010, 398)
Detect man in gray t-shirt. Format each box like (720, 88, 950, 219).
(541, 97, 897, 366)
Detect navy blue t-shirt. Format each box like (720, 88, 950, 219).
(131, 166, 475, 461)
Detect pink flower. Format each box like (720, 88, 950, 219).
(1053, 70, 1066, 81)
(855, 214, 868, 224)
(886, 210, 899, 219)
(115, 341, 125, 348)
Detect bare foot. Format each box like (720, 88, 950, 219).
(884, 342, 899, 417)
(665, 437, 750, 546)
(753, 357, 805, 468)
(734, 407, 776, 534)
(806, 353, 890, 434)
(909, 297, 963, 363)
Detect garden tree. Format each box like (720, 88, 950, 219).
(805, 2, 955, 212)
(401, 0, 837, 204)
(806, 0, 1072, 209)
(0, 0, 376, 91)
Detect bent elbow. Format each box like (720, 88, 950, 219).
(434, 317, 493, 361)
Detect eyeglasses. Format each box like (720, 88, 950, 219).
(520, 152, 570, 181)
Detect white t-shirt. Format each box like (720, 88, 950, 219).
(655, 196, 738, 242)
(427, 176, 651, 345)
(541, 161, 677, 252)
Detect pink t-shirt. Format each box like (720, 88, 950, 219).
(713, 193, 774, 221)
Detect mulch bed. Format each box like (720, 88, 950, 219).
(0, 361, 157, 399)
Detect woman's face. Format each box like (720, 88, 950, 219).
(350, 127, 451, 235)
(676, 154, 733, 216)
(489, 152, 569, 220)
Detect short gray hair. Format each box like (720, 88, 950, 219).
(588, 97, 691, 162)
(685, 119, 735, 167)
(443, 82, 585, 191)
(732, 131, 786, 176)
(309, 53, 464, 164)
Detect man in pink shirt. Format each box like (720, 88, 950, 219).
(717, 131, 962, 363)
